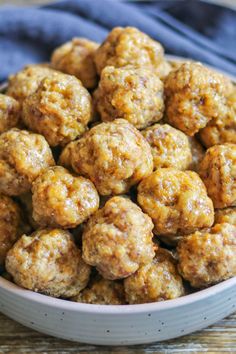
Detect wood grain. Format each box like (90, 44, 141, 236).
(0, 312, 235, 353)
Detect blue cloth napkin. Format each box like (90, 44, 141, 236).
(0, 0, 235, 82)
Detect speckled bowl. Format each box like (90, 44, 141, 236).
(0, 276, 235, 345)
(0, 57, 235, 345)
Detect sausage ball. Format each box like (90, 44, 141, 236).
(0, 94, 20, 133)
(199, 90, 236, 147)
(214, 208, 236, 226)
(6, 229, 91, 298)
(94, 66, 164, 129)
(61, 119, 153, 195)
(32, 166, 99, 229)
(0, 129, 55, 196)
(58, 141, 76, 171)
(165, 62, 234, 136)
(0, 195, 22, 265)
(188, 137, 205, 171)
(124, 248, 184, 304)
(137, 168, 214, 236)
(94, 27, 164, 75)
(22, 72, 93, 146)
(177, 223, 236, 288)
(82, 196, 155, 280)
(156, 60, 172, 80)
(16, 208, 33, 237)
(51, 38, 99, 89)
(199, 143, 236, 208)
(142, 124, 192, 170)
(6, 64, 56, 106)
(72, 276, 125, 305)
(18, 193, 39, 230)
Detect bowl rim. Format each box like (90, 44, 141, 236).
(0, 275, 235, 314)
(0, 56, 235, 315)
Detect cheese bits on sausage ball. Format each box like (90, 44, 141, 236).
(60, 119, 153, 195)
(94, 66, 164, 129)
(137, 168, 214, 236)
(6, 229, 91, 298)
(0, 94, 20, 133)
(6, 64, 56, 106)
(94, 27, 164, 76)
(0, 195, 22, 265)
(72, 276, 126, 305)
(22, 72, 93, 146)
(214, 208, 236, 226)
(178, 223, 236, 288)
(142, 124, 192, 170)
(124, 248, 184, 304)
(165, 62, 234, 136)
(0, 129, 55, 196)
(32, 166, 99, 229)
(82, 196, 155, 280)
(199, 144, 236, 208)
(187, 137, 205, 171)
(199, 89, 236, 147)
(51, 38, 99, 89)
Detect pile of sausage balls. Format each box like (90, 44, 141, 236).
(0, 27, 235, 305)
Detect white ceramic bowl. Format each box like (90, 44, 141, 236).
(0, 57, 235, 345)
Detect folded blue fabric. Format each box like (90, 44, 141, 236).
(0, 0, 235, 82)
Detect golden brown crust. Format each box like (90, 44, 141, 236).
(137, 168, 214, 235)
(165, 62, 234, 136)
(32, 166, 99, 228)
(51, 38, 99, 89)
(0, 94, 21, 133)
(17, 208, 33, 238)
(199, 112, 236, 148)
(214, 207, 236, 226)
(2, 27, 235, 304)
(199, 89, 236, 147)
(58, 141, 76, 171)
(177, 223, 236, 288)
(188, 137, 205, 171)
(199, 144, 236, 208)
(0, 195, 22, 265)
(82, 196, 155, 280)
(64, 119, 153, 195)
(94, 66, 164, 129)
(124, 248, 184, 304)
(157, 60, 172, 80)
(6, 229, 91, 298)
(72, 276, 126, 305)
(94, 27, 164, 75)
(17, 193, 39, 230)
(22, 72, 93, 146)
(0, 129, 55, 196)
(6, 64, 56, 106)
(142, 124, 192, 170)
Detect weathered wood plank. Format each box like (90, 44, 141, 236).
(0, 313, 235, 353)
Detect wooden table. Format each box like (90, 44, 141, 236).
(0, 312, 235, 353)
